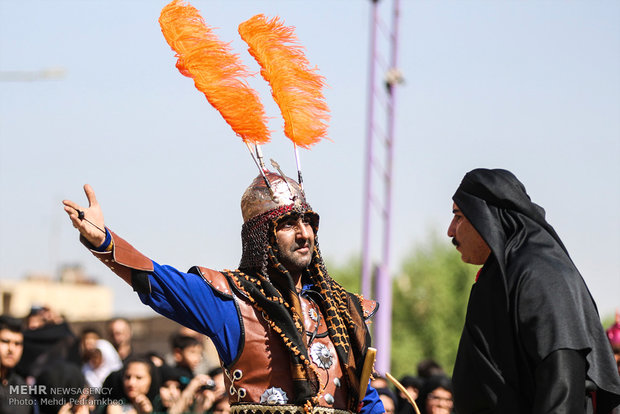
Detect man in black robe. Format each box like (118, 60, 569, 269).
(447, 168, 620, 413)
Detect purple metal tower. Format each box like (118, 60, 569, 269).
(361, 0, 402, 375)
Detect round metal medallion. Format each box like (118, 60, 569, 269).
(260, 387, 288, 405)
(309, 308, 318, 322)
(310, 343, 333, 369)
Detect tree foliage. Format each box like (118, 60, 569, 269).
(390, 233, 476, 378)
(327, 232, 477, 379)
(325, 255, 363, 294)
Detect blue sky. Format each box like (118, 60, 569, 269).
(1, 0, 618, 319)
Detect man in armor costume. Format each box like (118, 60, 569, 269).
(63, 171, 384, 414)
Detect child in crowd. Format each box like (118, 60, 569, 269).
(170, 334, 203, 381)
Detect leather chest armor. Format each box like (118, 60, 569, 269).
(225, 287, 350, 409)
(187, 266, 377, 413)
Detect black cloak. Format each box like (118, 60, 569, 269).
(451, 168, 620, 413)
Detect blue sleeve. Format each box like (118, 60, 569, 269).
(362, 383, 385, 414)
(137, 261, 241, 366)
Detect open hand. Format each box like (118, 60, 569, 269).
(62, 184, 106, 247)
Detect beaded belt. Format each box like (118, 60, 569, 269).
(231, 404, 352, 414)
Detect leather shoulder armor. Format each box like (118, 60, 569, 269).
(360, 297, 379, 320)
(188, 266, 233, 298)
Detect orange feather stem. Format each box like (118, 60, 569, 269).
(159, 0, 270, 145)
(238, 14, 330, 149)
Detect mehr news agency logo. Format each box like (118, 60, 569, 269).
(7, 384, 123, 407)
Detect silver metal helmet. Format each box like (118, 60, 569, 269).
(240, 171, 307, 223)
(238, 171, 317, 271)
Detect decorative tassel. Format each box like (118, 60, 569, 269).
(238, 14, 330, 149)
(159, 0, 270, 145)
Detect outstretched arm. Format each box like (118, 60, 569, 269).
(62, 184, 106, 248)
(63, 184, 153, 287)
(61, 185, 242, 364)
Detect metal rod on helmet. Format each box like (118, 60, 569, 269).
(385, 372, 421, 414)
(294, 144, 304, 191)
(270, 159, 294, 198)
(245, 142, 273, 194)
(255, 143, 266, 170)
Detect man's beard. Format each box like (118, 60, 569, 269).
(276, 241, 313, 273)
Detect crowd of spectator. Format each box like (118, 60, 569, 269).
(2, 306, 619, 414)
(371, 359, 454, 414)
(0, 308, 227, 414)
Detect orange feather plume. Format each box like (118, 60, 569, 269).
(238, 14, 330, 149)
(159, 0, 270, 145)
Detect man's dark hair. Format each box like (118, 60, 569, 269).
(80, 327, 101, 337)
(36, 360, 86, 414)
(146, 350, 164, 361)
(399, 375, 424, 391)
(417, 358, 445, 379)
(0, 315, 22, 332)
(170, 333, 201, 351)
(376, 387, 397, 404)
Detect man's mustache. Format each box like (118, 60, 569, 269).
(291, 241, 311, 252)
(452, 238, 459, 247)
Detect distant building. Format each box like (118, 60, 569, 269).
(0, 264, 112, 321)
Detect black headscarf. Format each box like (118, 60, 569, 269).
(35, 360, 85, 414)
(416, 375, 453, 414)
(451, 168, 620, 413)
